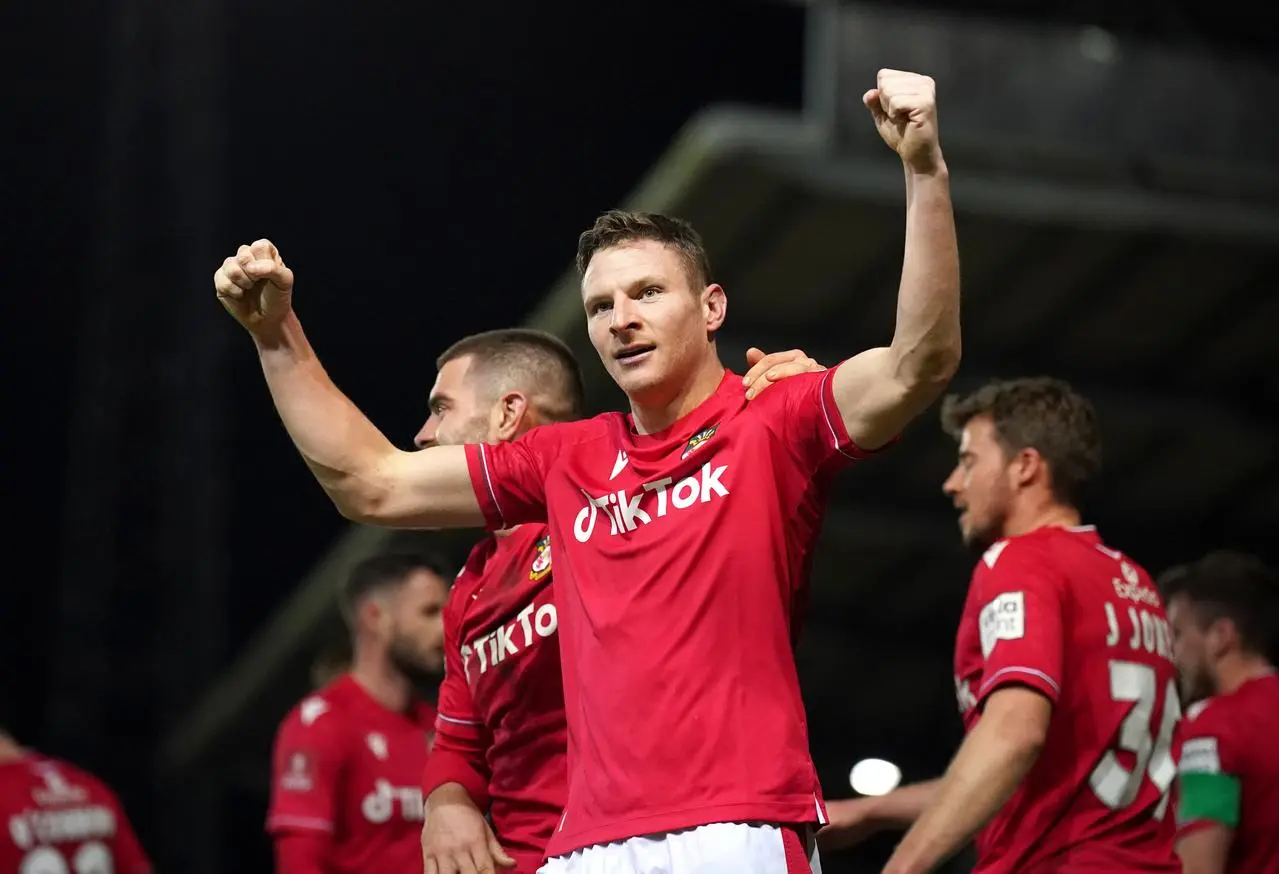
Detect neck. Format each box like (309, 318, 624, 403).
(0, 739, 25, 763)
(630, 355, 725, 436)
(1214, 652, 1275, 696)
(349, 650, 414, 713)
(1003, 492, 1081, 539)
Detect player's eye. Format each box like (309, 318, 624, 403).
(589, 301, 612, 316)
(640, 286, 661, 299)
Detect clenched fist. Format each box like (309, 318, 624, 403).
(214, 238, 295, 333)
(863, 69, 942, 173)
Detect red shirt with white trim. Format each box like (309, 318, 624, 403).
(953, 525, 1180, 873)
(266, 675, 436, 874)
(0, 753, 151, 874)
(422, 524, 567, 873)
(464, 366, 876, 856)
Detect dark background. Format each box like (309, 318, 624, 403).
(4, 1, 1275, 872)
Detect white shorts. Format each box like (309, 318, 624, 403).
(538, 822, 821, 874)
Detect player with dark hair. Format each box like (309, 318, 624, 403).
(1160, 551, 1279, 874)
(418, 328, 824, 874)
(266, 552, 449, 874)
(821, 377, 1180, 874)
(0, 727, 151, 874)
(218, 68, 957, 873)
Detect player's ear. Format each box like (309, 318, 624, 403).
(492, 391, 530, 441)
(702, 284, 727, 335)
(1010, 446, 1042, 490)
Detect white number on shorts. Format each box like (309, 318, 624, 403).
(1088, 660, 1182, 819)
(19, 843, 114, 874)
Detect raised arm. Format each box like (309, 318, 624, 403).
(833, 70, 961, 451)
(215, 240, 484, 528)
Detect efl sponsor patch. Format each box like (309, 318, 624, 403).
(979, 591, 1025, 658)
(280, 750, 316, 792)
(1179, 737, 1222, 775)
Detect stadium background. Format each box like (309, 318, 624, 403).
(4, 0, 1277, 872)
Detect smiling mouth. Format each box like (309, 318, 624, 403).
(614, 345, 655, 361)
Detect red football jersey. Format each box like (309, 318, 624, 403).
(1175, 672, 1279, 874)
(0, 754, 151, 874)
(266, 675, 436, 874)
(465, 367, 871, 855)
(421, 523, 567, 873)
(953, 525, 1181, 873)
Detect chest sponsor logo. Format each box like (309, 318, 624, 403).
(529, 534, 552, 581)
(361, 780, 424, 824)
(573, 462, 730, 543)
(462, 601, 558, 679)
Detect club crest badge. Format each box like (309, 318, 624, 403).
(529, 534, 552, 581)
(681, 424, 719, 460)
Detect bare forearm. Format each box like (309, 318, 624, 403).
(867, 779, 941, 830)
(887, 724, 1040, 874)
(253, 313, 401, 518)
(891, 164, 961, 389)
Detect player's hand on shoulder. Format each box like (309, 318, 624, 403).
(742, 346, 825, 400)
(816, 797, 882, 852)
(214, 238, 295, 334)
(422, 785, 514, 874)
(862, 69, 942, 173)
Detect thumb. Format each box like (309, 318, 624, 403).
(488, 833, 516, 868)
(863, 89, 887, 122)
(744, 346, 765, 367)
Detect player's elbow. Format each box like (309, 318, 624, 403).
(897, 340, 961, 395)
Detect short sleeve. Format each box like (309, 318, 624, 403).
(465, 424, 568, 531)
(971, 541, 1064, 707)
(421, 592, 492, 806)
(266, 702, 347, 835)
(1176, 706, 1242, 831)
(103, 790, 152, 874)
(765, 362, 891, 475)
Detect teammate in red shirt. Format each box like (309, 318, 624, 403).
(1160, 551, 1279, 874)
(820, 378, 1181, 873)
(415, 329, 585, 874)
(218, 68, 958, 873)
(267, 553, 448, 874)
(0, 728, 151, 874)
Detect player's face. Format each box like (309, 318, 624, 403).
(581, 240, 726, 406)
(1166, 594, 1215, 704)
(415, 356, 494, 448)
(942, 416, 1015, 550)
(384, 569, 448, 681)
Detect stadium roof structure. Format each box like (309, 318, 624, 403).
(162, 74, 1279, 799)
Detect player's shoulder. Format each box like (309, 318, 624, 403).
(15, 755, 120, 806)
(972, 531, 1057, 580)
(528, 414, 614, 451)
(278, 678, 358, 739)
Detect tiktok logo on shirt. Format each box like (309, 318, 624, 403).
(360, 780, 424, 824)
(461, 602, 559, 679)
(573, 462, 730, 543)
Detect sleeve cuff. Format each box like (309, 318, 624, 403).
(464, 444, 507, 530)
(265, 814, 334, 835)
(977, 665, 1061, 706)
(818, 363, 900, 460)
(421, 749, 491, 808)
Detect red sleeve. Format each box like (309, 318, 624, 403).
(100, 788, 151, 874)
(465, 424, 567, 530)
(421, 591, 493, 806)
(972, 540, 1064, 707)
(274, 831, 332, 874)
(766, 362, 892, 475)
(266, 700, 347, 835)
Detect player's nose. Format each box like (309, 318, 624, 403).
(609, 298, 642, 336)
(414, 418, 438, 449)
